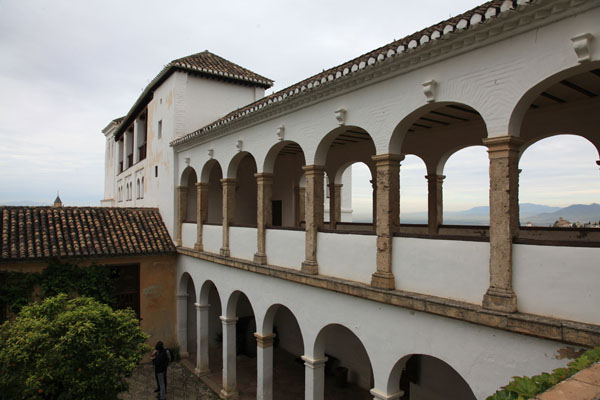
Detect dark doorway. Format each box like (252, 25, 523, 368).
(272, 200, 282, 227)
(109, 265, 140, 317)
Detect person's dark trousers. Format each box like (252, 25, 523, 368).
(157, 372, 166, 400)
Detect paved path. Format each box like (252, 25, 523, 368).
(119, 362, 219, 400)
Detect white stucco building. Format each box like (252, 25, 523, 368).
(102, 1, 600, 399)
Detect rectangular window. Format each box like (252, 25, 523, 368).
(158, 120, 162, 139)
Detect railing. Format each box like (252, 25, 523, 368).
(138, 143, 147, 161)
(265, 228, 305, 270)
(391, 236, 490, 305)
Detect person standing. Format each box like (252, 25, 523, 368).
(153, 341, 169, 400)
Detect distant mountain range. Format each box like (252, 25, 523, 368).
(397, 203, 600, 225)
(0, 201, 50, 206)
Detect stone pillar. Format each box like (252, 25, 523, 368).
(301, 165, 325, 274)
(176, 294, 189, 358)
(220, 179, 237, 257)
(482, 136, 524, 313)
(254, 173, 273, 264)
(195, 182, 209, 251)
(123, 130, 129, 170)
(302, 355, 327, 400)
(298, 187, 306, 227)
(220, 316, 238, 399)
(370, 389, 404, 400)
(195, 303, 210, 376)
(426, 174, 445, 234)
(334, 184, 343, 224)
(371, 179, 377, 229)
(176, 186, 188, 246)
(328, 182, 336, 229)
(133, 119, 140, 163)
(255, 333, 276, 400)
(371, 154, 403, 290)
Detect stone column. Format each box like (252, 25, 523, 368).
(195, 182, 209, 251)
(371, 179, 377, 229)
(328, 182, 337, 229)
(301, 165, 325, 274)
(254, 173, 273, 264)
(176, 186, 188, 246)
(220, 316, 238, 399)
(482, 136, 524, 313)
(371, 154, 403, 290)
(426, 174, 445, 234)
(302, 355, 328, 400)
(195, 303, 210, 376)
(176, 294, 189, 358)
(334, 184, 343, 224)
(123, 131, 129, 170)
(255, 333, 276, 400)
(133, 119, 140, 163)
(220, 179, 237, 257)
(370, 389, 404, 400)
(298, 187, 306, 227)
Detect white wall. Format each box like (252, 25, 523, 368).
(514, 244, 600, 324)
(392, 237, 489, 305)
(317, 232, 376, 284)
(182, 222, 196, 248)
(229, 226, 257, 261)
(265, 229, 304, 270)
(202, 224, 222, 254)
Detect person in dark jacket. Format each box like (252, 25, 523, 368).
(153, 341, 169, 400)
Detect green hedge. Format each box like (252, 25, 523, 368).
(487, 346, 600, 400)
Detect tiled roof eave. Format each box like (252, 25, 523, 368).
(171, 0, 592, 148)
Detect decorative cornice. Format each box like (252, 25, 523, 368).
(171, 0, 598, 149)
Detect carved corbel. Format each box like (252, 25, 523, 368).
(236, 140, 243, 152)
(276, 125, 285, 141)
(334, 108, 346, 126)
(571, 33, 593, 63)
(208, 148, 214, 159)
(422, 80, 437, 103)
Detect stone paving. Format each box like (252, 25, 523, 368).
(119, 361, 219, 400)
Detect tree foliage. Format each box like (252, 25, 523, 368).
(0, 294, 148, 400)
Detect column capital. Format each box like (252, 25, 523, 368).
(301, 355, 328, 368)
(372, 153, 405, 164)
(302, 164, 326, 173)
(220, 316, 239, 325)
(425, 174, 446, 181)
(370, 388, 404, 400)
(254, 332, 276, 348)
(176, 293, 189, 300)
(194, 303, 210, 311)
(482, 135, 525, 154)
(334, 183, 343, 189)
(177, 185, 188, 192)
(254, 172, 274, 181)
(220, 178, 238, 185)
(195, 181, 209, 189)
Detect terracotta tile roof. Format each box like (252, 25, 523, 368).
(171, 0, 530, 146)
(171, 51, 274, 88)
(113, 51, 272, 141)
(0, 206, 175, 261)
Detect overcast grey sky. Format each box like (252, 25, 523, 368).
(1, 0, 598, 210)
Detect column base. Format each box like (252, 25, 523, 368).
(483, 288, 517, 313)
(175, 239, 182, 247)
(194, 367, 210, 377)
(301, 260, 319, 275)
(220, 247, 230, 257)
(371, 272, 395, 290)
(194, 243, 203, 251)
(220, 388, 238, 400)
(253, 252, 267, 265)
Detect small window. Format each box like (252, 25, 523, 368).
(158, 120, 162, 139)
(155, 166, 158, 177)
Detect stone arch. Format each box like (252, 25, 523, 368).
(519, 133, 600, 162)
(263, 140, 306, 174)
(388, 101, 487, 156)
(201, 160, 223, 224)
(314, 125, 376, 166)
(180, 166, 198, 222)
(386, 354, 476, 400)
(312, 323, 374, 391)
(226, 152, 257, 226)
(176, 272, 197, 357)
(508, 61, 600, 139)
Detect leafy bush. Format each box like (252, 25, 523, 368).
(0, 294, 148, 400)
(487, 347, 600, 400)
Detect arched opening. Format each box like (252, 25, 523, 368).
(335, 162, 373, 225)
(442, 146, 489, 225)
(313, 323, 373, 399)
(185, 277, 197, 362)
(202, 160, 223, 224)
(400, 155, 428, 224)
(264, 141, 306, 228)
(177, 272, 196, 360)
(262, 304, 305, 399)
(315, 126, 376, 231)
(180, 167, 198, 223)
(519, 135, 600, 227)
(388, 354, 475, 400)
(198, 281, 223, 387)
(228, 153, 258, 226)
(392, 103, 487, 233)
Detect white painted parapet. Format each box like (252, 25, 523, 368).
(202, 225, 223, 254)
(229, 226, 258, 262)
(265, 229, 305, 270)
(181, 222, 197, 249)
(317, 232, 376, 284)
